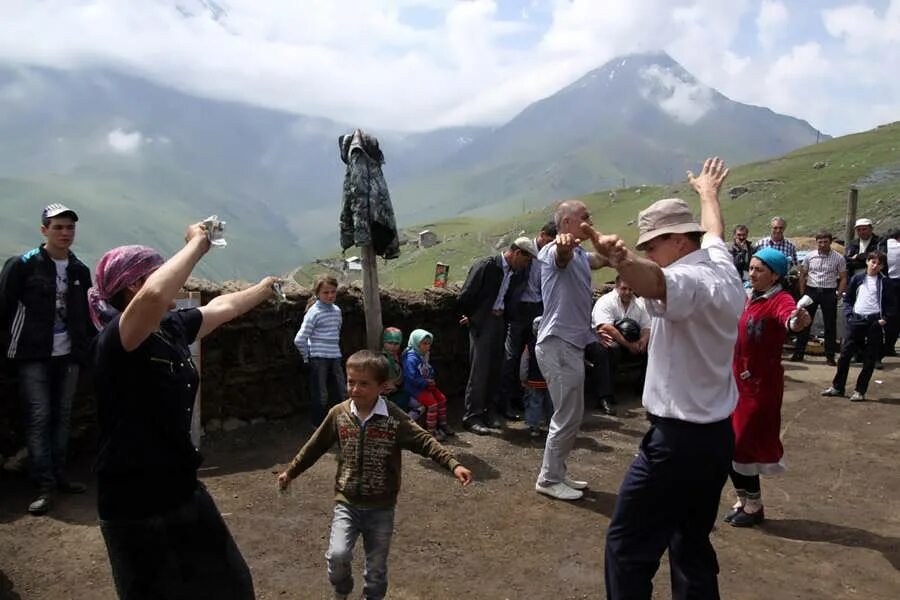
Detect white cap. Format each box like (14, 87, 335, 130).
(855, 218, 872, 227)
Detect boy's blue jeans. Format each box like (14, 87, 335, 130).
(523, 386, 552, 429)
(326, 503, 395, 600)
(18, 357, 79, 490)
(307, 357, 347, 426)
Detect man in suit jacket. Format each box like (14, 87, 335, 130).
(458, 237, 537, 435)
(845, 218, 881, 276)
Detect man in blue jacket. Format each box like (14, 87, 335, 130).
(0, 204, 93, 515)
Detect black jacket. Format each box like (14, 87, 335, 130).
(843, 271, 895, 319)
(458, 255, 527, 330)
(0, 245, 94, 363)
(845, 234, 882, 273)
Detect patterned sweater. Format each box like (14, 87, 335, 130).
(286, 399, 460, 508)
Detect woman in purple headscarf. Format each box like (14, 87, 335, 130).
(89, 222, 276, 599)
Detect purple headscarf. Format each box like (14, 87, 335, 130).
(88, 245, 165, 330)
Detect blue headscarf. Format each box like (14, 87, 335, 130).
(752, 247, 789, 278)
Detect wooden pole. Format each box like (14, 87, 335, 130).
(360, 242, 383, 351)
(845, 186, 859, 246)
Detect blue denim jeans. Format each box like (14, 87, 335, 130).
(326, 503, 395, 600)
(523, 386, 552, 429)
(18, 357, 79, 490)
(308, 357, 346, 426)
(99, 484, 254, 600)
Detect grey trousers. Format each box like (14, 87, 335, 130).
(463, 313, 506, 423)
(535, 335, 586, 486)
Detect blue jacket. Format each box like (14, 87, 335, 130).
(402, 349, 434, 397)
(843, 271, 894, 319)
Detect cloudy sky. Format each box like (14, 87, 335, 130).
(0, 0, 896, 136)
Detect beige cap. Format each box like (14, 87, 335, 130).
(854, 218, 872, 228)
(512, 236, 539, 257)
(635, 198, 705, 250)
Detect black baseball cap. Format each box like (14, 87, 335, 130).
(41, 203, 79, 223)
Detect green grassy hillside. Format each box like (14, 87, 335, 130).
(295, 122, 900, 290)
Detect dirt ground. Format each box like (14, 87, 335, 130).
(1, 355, 898, 600)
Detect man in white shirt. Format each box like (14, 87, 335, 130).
(587, 158, 745, 598)
(878, 229, 900, 357)
(586, 276, 650, 415)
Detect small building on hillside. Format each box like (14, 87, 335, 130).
(418, 230, 439, 249)
(343, 256, 363, 271)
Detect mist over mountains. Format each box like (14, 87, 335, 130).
(0, 52, 825, 279)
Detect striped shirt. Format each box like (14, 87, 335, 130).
(754, 237, 798, 265)
(294, 300, 342, 360)
(802, 250, 846, 289)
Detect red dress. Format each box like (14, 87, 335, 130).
(731, 286, 797, 476)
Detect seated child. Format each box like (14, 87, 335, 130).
(277, 350, 472, 600)
(402, 329, 454, 441)
(520, 316, 553, 437)
(380, 327, 422, 420)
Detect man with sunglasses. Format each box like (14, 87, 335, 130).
(589, 158, 745, 598)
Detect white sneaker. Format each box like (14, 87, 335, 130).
(535, 481, 583, 500)
(849, 391, 865, 402)
(564, 476, 589, 490)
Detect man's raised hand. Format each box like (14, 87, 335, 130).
(687, 157, 729, 195)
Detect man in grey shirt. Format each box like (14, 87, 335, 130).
(534, 201, 610, 501)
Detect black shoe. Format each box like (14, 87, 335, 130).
(788, 354, 804, 362)
(463, 420, 492, 436)
(484, 415, 503, 429)
(503, 411, 523, 422)
(730, 507, 764, 528)
(57, 480, 87, 494)
(28, 493, 52, 516)
(723, 506, 742, 524)
(599, 397, 617, 416)
(825, 357, 837, 367)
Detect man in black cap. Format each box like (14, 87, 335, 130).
(0, 203, 93, 515)
(458, 237, 537, 434)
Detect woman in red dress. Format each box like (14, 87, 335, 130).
(726, 247, 811, 527)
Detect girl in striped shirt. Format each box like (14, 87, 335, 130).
(294, 275, 346, 425)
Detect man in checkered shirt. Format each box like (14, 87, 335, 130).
(790, 231, 848, 365)
(754, 216, 798, 265)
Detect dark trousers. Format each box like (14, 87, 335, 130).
(463, 314, 505, 423)
(585, 342, 615, 400)
(794, 286, 839, 358)
(605, 416, 733, 600)
(18, 356, 79, 490)
(585, 343, 647, 402)
(833, 314, 883, 395)
(499, 302, 543, 412)
(99, 484, 255, 600)
(308, 357, 347, 426)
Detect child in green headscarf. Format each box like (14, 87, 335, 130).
(402, 329, 454, 441)
(381, 327, 418, 419)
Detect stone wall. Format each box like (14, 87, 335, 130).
(0, 281, 471, 455)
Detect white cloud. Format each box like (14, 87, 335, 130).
(0, 0, 895, 136)
(639, 65, 714, 125)
(107, 128, 143, 154)
(757, 0, 788, 50)
(822, 1, 899, 53)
